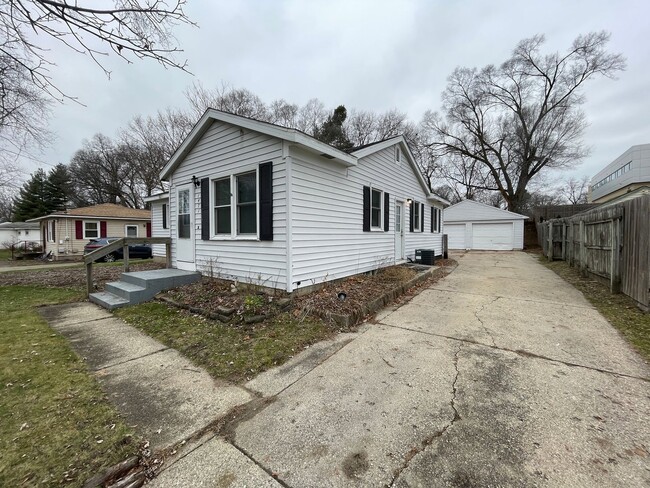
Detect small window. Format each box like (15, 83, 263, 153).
(414, 202, 420, 231)
(371, 188, 382, 228)
(125, 225, 138, 237)
(432, 207, 441, 233)
(236, 172, 257, 235)
(162, 203, 168, 229)
(214, 178, 231, 234)
(395, 146, 401, 163)
(47, 221, 55, 242)
(84, 221, 99, 239)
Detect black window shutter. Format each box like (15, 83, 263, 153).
(201, 178, 210, 240)
(438, 208, 442, 232)
(259, 161, 273, 241)
(162, 203, 168, 229)
(362, 186, 370, 232)
(384, 192, 390, 231)
(431, 206, 434, 232)
(420, 203, 424, 232)
(409, 199, 414, 232)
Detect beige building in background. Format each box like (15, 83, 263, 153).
(29, 203, 151, 260)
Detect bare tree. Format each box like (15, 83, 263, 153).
(425, 32, 625, 212)
(120, 108, 192, 198)
(295, 98, 327, 135)
(1, 1, 194, 168)
(0, 186, 15, 221)
(185, 82, 269, 120)
(268, 99, 299, 127)
(558, 175, 589, 204)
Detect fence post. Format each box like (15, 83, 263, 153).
(561, 223, 567, 261)
(166, 240, 172, 268)
(579, 220, 586, 277)
(610, 218, 621, 293)
(86, 262, 93, 296)
(442, 234, 448, 259)
(123, 244, 130, 273)
(547, 222, 553, 261)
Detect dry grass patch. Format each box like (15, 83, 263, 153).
(0, 286, 140, 487)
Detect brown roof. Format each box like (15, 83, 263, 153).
(29, 203, 151, 221)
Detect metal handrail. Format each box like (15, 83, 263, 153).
(84, 237, 172, 296)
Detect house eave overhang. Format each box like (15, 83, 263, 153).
(27, 214, 150, 222)
(143, 192, 170, 203)
(351, 136, 450, 206)
(159, 109, 357, 181)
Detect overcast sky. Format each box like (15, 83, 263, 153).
(28, 0, 650, 186)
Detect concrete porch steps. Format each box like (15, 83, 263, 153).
(90, 269, 200, 310)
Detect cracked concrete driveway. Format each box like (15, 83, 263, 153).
(157, 251, 650, 487)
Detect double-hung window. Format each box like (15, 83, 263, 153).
(237, 172, 257, 234)
(413, 202, 420, 231)
(125, 225, 138, 237)
(47, 220, 55, 242)
(214, 177, 232, 235)
(84, 221, 99, 239)
(212, 170, 258, 238)
(371, 188, 383, 229)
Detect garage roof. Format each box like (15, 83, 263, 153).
(444, 199, 528, 222)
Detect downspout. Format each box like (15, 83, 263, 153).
(283, 141, 293, 292)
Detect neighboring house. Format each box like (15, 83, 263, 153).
(444, 200, 528, 251)
(158, 109, 448, 292)
(143, 192, 170, 258)
(589, 144, 650, 203)
(0, 222, 40, 248)
(28, 203, 151, 259)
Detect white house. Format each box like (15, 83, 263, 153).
(0, 222, 40, 248)
(143, 192, 170, 258)
(443, 200, 527, 251)
(159, 109, 448, 292)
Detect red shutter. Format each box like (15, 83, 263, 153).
(146, 222, 152, 238)
(75, 220, 83, 239)
(100, 221, 107, 238)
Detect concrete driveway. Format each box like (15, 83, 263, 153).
(156, 252, 650, 487)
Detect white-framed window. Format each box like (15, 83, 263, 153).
(211, 169, 258, 238)
(413, 201, 421, 231)
(83, 221, 99, 239)
(432, 207, 441, 233)
(395, 146, 401, 164)
(371, 188, 383, 229)
(47, 220, 55, 242)
(213, 177, 232, 235)
(125, 225, 138, 237)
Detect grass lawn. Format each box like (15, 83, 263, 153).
(0, 286, 140, 487)
(0, 248, 11, 260)
(115, 302, 334, 383)
(541, 257, 650, 361)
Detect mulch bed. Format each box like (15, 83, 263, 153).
(0, 261, 165, 290)
(162, 260, 457, 329)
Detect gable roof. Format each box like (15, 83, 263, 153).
(160, 109, 357, 180)
(159, 109, 449, 206)
(0, 221, 39, 230)
(444, 199, 528, 222)
(350, 136, 450, 206)
(27, 203, 151, 222)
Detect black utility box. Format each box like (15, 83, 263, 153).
(415, 249, 436, 265)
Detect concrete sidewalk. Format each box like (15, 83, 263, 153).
(40, 303, 252, 451)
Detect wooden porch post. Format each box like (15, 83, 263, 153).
(123, 244, 130, 273)
(86, 262, 93, 296)
(166, 240, 172, 268)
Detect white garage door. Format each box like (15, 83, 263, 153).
(445, 224, 466, 250)
(472, 223, 513, 250)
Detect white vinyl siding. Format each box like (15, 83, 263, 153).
(169, 120, 287, 288)
(150, 200, 170, 257)
(290, 145, 443, 289)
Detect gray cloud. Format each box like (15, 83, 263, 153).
(23, 0, 650, 185)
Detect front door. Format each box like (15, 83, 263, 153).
(395, 201, 405, 261)
(176, 185, 195, 269)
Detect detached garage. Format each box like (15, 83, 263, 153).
(444, 200, 528, 251)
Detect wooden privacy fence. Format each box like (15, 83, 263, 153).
(537, 194, 650, 311)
